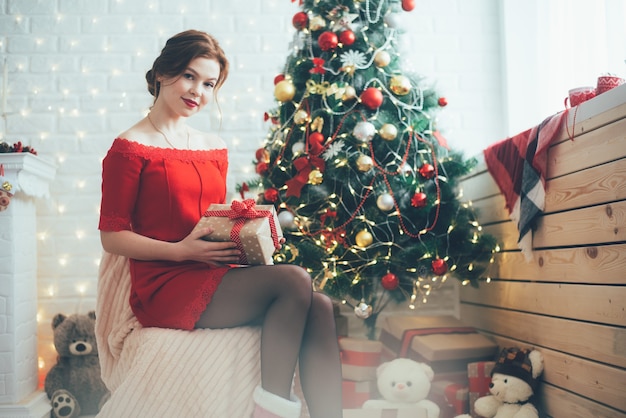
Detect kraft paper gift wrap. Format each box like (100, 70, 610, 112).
(197, 199, 283, 265)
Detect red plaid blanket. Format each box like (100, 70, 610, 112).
(483, 112, 565, 258)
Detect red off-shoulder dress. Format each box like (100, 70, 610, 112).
(98, 138, 232, 329)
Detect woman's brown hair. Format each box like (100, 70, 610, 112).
(146, 30, 229, 99)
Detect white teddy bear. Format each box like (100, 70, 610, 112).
(456, 347, 544, 418)
(363, 358, 440, 418)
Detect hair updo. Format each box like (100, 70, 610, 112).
(145, 30, 229, 99)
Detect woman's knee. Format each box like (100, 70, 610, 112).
(275, 264, 313, 303)
(309, 292, 335, 322)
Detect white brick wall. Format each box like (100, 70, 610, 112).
(0, 0, 505, 373)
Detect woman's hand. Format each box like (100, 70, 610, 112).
(178, 226, 241, 266)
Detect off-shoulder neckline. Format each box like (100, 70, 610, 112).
(114, 137, 227, 153)
(110, 137, 228, 162)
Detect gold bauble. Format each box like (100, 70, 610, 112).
(379, 123, 398, 141)
(342, 85, 357, 101)
(374, 50, 391, 67)
(308, 169, 323, 185)
(309, 15, 326, 31)
(355, 230, 373, 247)
(294, 109, 309, 125)
(274, 80, 296, 102)
(356, 154, 373, 172)
(389, 75, 411, 96)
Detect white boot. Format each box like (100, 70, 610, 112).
(252, 385, 302, 418)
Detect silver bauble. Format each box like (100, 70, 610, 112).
(278, 211, 296, 230)
(353, 121, 377, 143)
(376, 193, 395, 211)
(292, 142, 305, 155)
(354, 301, 373, 319)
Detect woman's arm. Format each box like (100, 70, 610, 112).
(100, 226, 240, 264)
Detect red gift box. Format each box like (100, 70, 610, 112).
(431, 380, 469, 418)
(339, 337, 383, 381)
(467, 361, 495, 417)
(379, 316, 498, 381)
(342, 379, 376, 409)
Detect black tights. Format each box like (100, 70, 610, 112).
(195, 264, 342, 418)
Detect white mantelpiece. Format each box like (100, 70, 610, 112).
(0, 153, 55, 418)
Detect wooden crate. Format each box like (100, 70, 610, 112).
(458, 84, 626, 418)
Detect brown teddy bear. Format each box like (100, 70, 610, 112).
(44, 311, 109, 418)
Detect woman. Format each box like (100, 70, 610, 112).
(98, 30, 342, 418)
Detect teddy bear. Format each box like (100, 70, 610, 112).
(363, 358, 440, 418)
(44, 311, 109, 418)
(456, 347, 544, 418)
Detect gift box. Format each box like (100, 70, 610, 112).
(431, 380, 469, 418)
(197, 199, 282, 265)
(343, 407, 429, 418)
(339, 337, 383, 381)
(467, 361, 495, 417)
(342, 379, 377, 409)
(379, 316, 498, 380)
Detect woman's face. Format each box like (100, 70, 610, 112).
(157, 57, 221, 116)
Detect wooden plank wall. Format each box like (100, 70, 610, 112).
(458, 89, 626, 418)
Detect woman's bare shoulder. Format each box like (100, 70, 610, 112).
(191, 128, 228, 150)
(117, 119, 155, 145)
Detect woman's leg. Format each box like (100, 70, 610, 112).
(298, 292, 343, 418)
(195, 264, 312, 400)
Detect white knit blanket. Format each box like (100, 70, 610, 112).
(95, 252, 262, 418)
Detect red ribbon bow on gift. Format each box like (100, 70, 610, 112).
(229, 198, 261, 219)
(285, 155, 325, 198)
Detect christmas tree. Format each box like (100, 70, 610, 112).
(244, 0, 497, 338)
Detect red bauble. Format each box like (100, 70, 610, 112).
(419, 163, 435, 179)
(360, 87, 384, 110)
(411, 192, 427, 208)
(292, 12, 309, 30)
(318, 31, 339, 51)
(255, 161, 269, 175)
(381, 273, 399, 290)
(339, 30, 356, 46)
(402, 0, 416, 12)
(255, 147, 269, 162)
(438, 97, 448, 107)
(431, 258, 448, 276)
(274, 74, 285, 85)
(264, 187, 279, 203)
(308, 132, 325, 155)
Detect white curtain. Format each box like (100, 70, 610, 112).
(500, 0, 626, 135)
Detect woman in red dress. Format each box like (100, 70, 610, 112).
(98, 30, 342, 418)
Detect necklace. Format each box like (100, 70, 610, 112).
(147, 112, 190, 149)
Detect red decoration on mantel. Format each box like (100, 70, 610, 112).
(438, 97, 448, 107)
